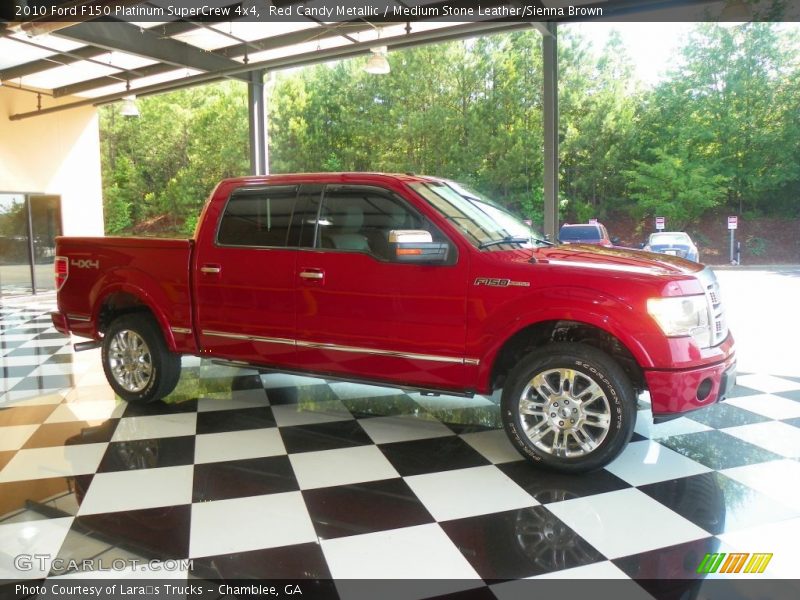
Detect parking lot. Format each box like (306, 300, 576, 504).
(715, 267, 800, 378)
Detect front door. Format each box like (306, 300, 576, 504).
(295, 184, 474, 392)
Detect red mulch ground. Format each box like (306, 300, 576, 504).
(609, 210, 800, 266)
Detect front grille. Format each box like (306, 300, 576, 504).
(701, 269, 727, 346)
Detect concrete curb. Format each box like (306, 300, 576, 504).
(709, 264, 800, 271)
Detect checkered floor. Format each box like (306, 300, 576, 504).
(2, 296, 800, 594)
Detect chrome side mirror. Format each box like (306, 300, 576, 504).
(388, 230, 449, 264)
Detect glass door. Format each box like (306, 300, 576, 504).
(0, 193, 33, 297)
(0, 194, 62, 297)
(29, 195, 63, 292)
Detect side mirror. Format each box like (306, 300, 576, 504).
(611, 236, 621, 245)
(638, 242, 646, 249)
(389, 230, 449, 264)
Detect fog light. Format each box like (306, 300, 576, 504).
(697, 378, 713, 401)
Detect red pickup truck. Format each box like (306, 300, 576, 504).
(52, 173, 736, 473)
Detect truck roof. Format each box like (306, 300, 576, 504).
(218, 172, 442, 186)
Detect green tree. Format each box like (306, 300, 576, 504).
(624, 148, 727, 228)
(100, 81, 248, 235)
(636, 23, 799, 216)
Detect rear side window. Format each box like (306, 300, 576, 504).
(217, 186, 298, 247)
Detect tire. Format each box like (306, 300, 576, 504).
(501, 342, 636, 473)
(102, 313, 181, 404)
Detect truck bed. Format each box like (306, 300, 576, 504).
(54, 236, 196, 353)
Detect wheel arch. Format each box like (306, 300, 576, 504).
(91, 282, 177, 351)
(484, 318, 647, 396)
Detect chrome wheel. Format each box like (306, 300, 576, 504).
(514, 505, 598, 571)
(518, 368, 611, 458)
(108, 329, 153, 393)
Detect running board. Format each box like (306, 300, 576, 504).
(210, 359, 475, 398)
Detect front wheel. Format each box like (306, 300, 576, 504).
(102, 313, 181, 403)
(501, 343, 636, 473)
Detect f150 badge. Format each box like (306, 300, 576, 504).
(71, 259, 99, 269)
(474, 277, 530, 287)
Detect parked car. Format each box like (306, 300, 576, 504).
(558, 223, 619, 247)
(644, 231, 700, 262)
(52, 173, 735, 474)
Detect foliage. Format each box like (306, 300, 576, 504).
(745, 236, 768, 256)
(99, 24, 800, 237)
(624, 148, 728, 229)
(630, 23, 800, 219)
(100, 82, 249, 236)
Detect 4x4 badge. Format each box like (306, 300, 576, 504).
(71, 259, 99, 269)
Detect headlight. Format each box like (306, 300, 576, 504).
(647, 295, 710, 347)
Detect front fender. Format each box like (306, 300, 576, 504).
(471, 286, 660, 393)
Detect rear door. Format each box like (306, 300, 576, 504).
(294, 184, 474, 392)
(193, 184, 315, 367)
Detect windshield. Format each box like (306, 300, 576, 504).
(409, 180, 548, 250)
(559, 225, 602, 241)
(649, 232, 691, 245)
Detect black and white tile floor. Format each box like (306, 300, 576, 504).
(1, 296, 800, 596)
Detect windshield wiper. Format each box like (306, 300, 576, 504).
(533, 237, 554, 247)
(479, 236, 531, 249)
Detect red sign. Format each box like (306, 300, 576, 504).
(728, 216, 738, 230)
(655, 216, 665, 230)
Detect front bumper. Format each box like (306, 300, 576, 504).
(645, 352, 737, 419)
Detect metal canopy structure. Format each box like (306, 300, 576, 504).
(0, 0, 748, 237)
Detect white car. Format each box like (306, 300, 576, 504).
(644, 232, 700, 262)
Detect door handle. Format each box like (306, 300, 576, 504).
(200, 265, 221, 274)
(299, 270, 324, 280)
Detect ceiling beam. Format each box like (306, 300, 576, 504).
(213, 22, 377, 60)
(54, 20, 250, 81)
(10, 21, 531, 121)
(0, 21, 197, 83)
(54, 21, 381, 97)
(53, 63, 177, 97)
(0, 45, 106, 81)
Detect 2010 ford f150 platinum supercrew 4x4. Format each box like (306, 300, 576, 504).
(52, 173, 736, 472)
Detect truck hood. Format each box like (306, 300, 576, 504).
(525, 244, 704, 277)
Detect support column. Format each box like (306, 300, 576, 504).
(542, 23, 559, 241)
(248, 69, 268, 175)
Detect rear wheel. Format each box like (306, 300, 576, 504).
(501, 343, 636, 473)
(102, 313, 181, 403)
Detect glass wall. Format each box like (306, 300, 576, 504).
(0, 193, 62, 297)
(30, 196, 62, 292)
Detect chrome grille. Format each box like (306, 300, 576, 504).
(700, 268, 727, 347)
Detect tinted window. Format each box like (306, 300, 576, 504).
(559, 225, 602, 241)
(317, 187, 434, 260)
(218, 186, 298, 247)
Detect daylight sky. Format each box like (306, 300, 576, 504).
(570, 22, 800, 87)
(569, 22, 694, 86)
